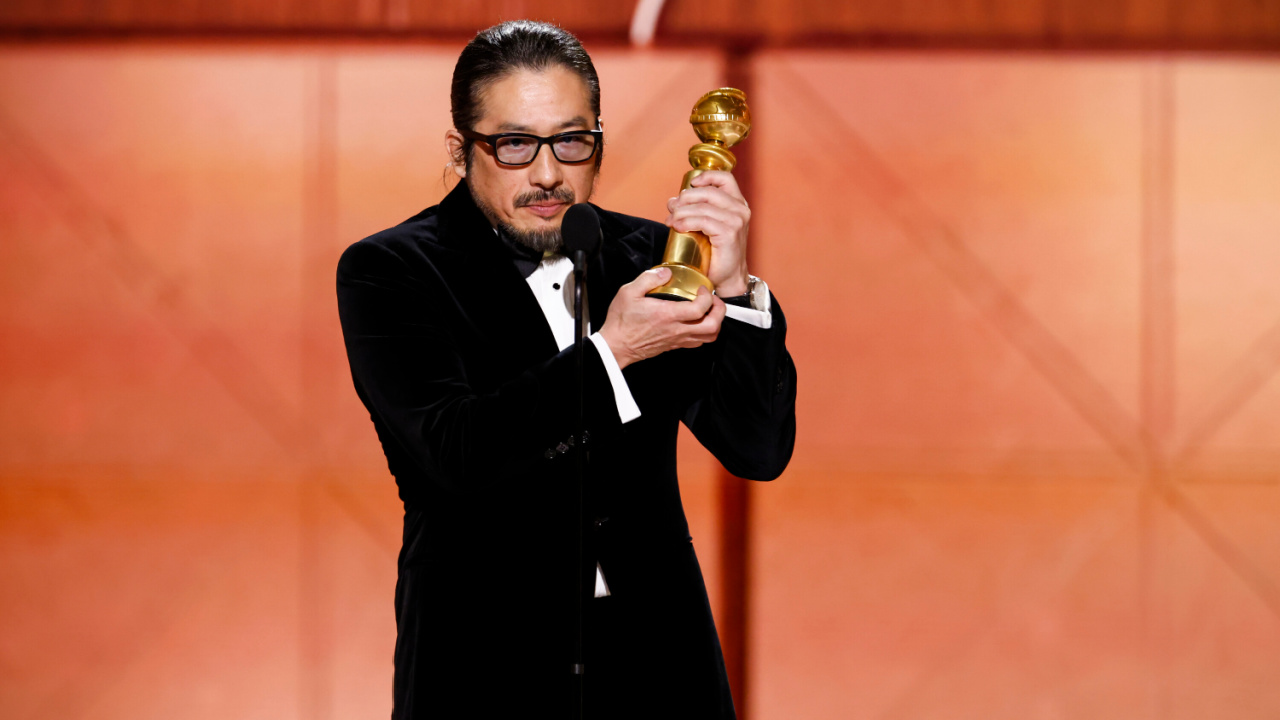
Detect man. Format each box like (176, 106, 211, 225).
(337, 20, 796, 719)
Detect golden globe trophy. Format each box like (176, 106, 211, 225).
(646, 88, 751, 301)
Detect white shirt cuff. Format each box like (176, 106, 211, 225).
(587, 333, 642, 424)
(723, 276, 773, 329)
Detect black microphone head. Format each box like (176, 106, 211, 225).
(561, 203, 601, 257)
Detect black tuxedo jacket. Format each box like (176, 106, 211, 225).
(337, 180, 797, 719)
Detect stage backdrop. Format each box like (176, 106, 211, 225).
(2, 42, 1279, 720)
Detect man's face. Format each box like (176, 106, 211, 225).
(449, 66, 599, 252)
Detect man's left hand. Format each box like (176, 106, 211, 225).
(666, 170, 750, 297)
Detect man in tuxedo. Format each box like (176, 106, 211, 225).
(337, 20, 796, 719)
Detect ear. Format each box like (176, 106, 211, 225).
(444, 129, 467, 178)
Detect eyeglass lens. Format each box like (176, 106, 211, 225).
(495, 133, 597, 165)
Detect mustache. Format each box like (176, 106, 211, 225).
(514, 187, 575, 208)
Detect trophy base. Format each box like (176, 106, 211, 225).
(646, 263, 714, 302)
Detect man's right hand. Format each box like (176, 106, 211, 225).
(597, 267, 726, 369)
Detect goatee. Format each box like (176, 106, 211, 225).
(472, 186, 575, 254)
(498, 223, 563, 254)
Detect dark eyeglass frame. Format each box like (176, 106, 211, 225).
(459, 128, 603, 167)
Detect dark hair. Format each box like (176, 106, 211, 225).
(451, 20, 601, 165)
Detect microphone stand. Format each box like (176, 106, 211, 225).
(562, 201, 599, 720)
(571, 247, 589, 720)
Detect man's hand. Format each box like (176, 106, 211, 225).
(598, 267, 726, 369)
(666, 170, 750, 297)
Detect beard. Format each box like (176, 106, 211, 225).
(499, 221, 563, 254)
(471, 186, 576, 254)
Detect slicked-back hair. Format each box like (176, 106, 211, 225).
(451, 20, 602, 168)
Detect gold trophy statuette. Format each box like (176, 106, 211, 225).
(646, 88, 751, 301)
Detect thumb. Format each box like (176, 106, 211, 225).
(627, 266, 672, 296)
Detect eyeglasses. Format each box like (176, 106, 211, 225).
(459, 128, 603, 167)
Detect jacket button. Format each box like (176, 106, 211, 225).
(594, 517, 609, 528)
(556, 442, 569, 453)
(544, 449, 556, 460)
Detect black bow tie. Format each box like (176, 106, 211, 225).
(498, 229, 560, 279)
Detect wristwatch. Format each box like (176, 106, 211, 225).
(718, 275, 760, 309)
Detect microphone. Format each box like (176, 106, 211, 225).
(561, 203, 600, 339)
(561, 203, 601, 261)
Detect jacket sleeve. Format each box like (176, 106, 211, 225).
(682, 295, 798, 481)
(336, 240, 622, 496)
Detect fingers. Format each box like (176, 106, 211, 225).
(666, 173, 750, 246)
(674, 288, 719, 325)
(666, 186, 748, 215)
(680, 294, 725, 345)
(625, 266, 673, 297)
(667, 171, 748, 211)
(621, 270, 713, 320)
(681, 285, 714, 318)
(688, 170, 745, 201)
(667, 205, 740, 244)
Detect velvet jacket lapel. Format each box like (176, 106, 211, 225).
(434, 181, 562, 377)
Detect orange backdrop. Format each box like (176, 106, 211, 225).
(2, 41, 1279, 720)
